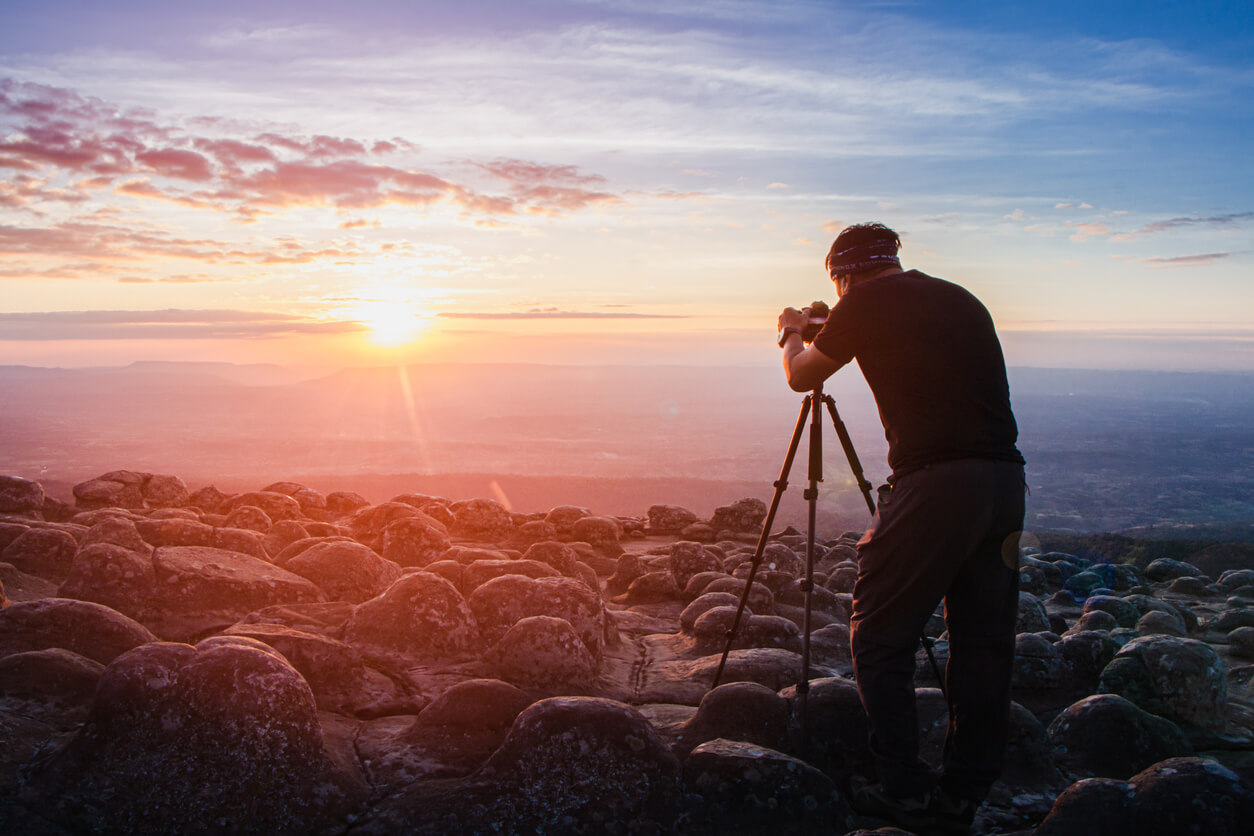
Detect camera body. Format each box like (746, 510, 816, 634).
(801, 299, 830, 342)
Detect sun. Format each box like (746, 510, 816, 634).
(354, 298, 430, 347)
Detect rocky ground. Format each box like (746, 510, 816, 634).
(1, 470, 1252, 835)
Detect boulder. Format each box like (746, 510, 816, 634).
(211, 526, 268, 559)
(134, 517, 215, 548)
(1017, 592, 1050, 633)
(621, 570, 682, 603)
(1137, 609, 1186, 637)
(1145, 558, 1206, 582)
(570, 515, 622, 553)
(1097, 635, 1227, 730)
(486, 615, 597, 686)
(72, 472, 147, 510)
(521, 540, 579, 575)
(187, 485, 229, 512)
(25, 641, 355, 834)
(0, 475, 45, 515)
(0, 527, 78, 580)
(326, 490, 369, 516)
(511, 519, 558, 550)
(81, 517, 150, 555)
(1209, 607, 1254, 634)
(58, 542, 155, 617)
(647, 504, 699, 534)
(681, 592, 744, 633)
(379, 513, 451, 568)
(1034, 757, 1254, 836)
(344, 572, 480, 660)
(141, 474, 188, 508)
(0, 647, 104, 707)
(449, 498, 515, 541)
(672, 681, 791, 755)
(1056, 630, 1122, 692)
(147, 546, 325, 640)
(606, 553, 646, 596)
(467, 574, 605, 657)
(262, 518, 309, 557)
(223, 504, 272, 532)
(543, 504, 590, 534)
(1082, 595, 1141, 628)
(710, 498, 767, 533)
(461, 558, 559, 593)
(284, 540, 402, 603)
(683, 739, 849, 834)
(417, 678, 532, 728)
(702, 576, 774, 611)
(0, 598, 157, 664)
(1047, 693, 1192, 779)
(218, 490, 302, 521)
(1223, 626, 1254, 663)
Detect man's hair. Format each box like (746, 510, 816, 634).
(826, 223, 902, 274)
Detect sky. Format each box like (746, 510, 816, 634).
(1, 0, 1252, 371)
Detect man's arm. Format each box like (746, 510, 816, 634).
(779, 306, 844, 392)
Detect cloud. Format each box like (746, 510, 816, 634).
(136, 148, 215, 181)
(0, 309, 362, 340)
(437, 310, 686, 319)
(0, 79, 624, 221)
(1136, 212, 1254, 235)
(1139, 252, 1234, 267)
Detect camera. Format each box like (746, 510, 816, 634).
(801, 300, 830, 342)
(778, 300, 830, 346)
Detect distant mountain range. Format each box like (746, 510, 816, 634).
(1, 362, 1252, 537)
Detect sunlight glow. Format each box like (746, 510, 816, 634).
(345, 294, 433, 348)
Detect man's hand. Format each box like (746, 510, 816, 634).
(778, 306, 808, 333)
(779, 306, 843, 392)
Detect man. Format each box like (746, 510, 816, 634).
(778, 223, 1025, 834)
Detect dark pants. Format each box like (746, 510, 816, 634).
(850, 458, 1024, 801)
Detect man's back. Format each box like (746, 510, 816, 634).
(812, 270, 1022, 477)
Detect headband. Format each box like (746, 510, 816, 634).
(828, 239, 901, 275)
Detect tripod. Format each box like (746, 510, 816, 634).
(709, 385, 947, 749)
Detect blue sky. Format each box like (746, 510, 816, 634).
(1, 0, 1251, 370)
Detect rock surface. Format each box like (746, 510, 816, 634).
(3, 472, 1254, 836)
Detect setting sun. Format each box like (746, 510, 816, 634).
(351, 298, 432, 347)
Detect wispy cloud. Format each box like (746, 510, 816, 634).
(438, 310, 685, 319)
(0, 309, 360, 340)
(1136, 212, 1254, 234)
(0, 79, 626, 222)
(1139, 252, 1234, 267)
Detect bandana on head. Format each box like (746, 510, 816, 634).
(828, 239, 900, 275)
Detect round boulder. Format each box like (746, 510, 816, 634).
(344, 572, 479, 660)
(27, 640, 351, 834)
(285, 540, 402, 604)
(1034, 757, 1254, 836)
(380, 513, 451, 568)
(467, 574, 605, 657)
(1047, 693, 1192, 779)
(1097, 635, 1227, 730)
(0, 475, 45, 515)
(0, 598, 157, 664)
(1017, 591, 1050, 633)
(543, 505, 590, 534)
(710, 498, 767, 533)
(450, 498, 515, 541)
(1, 527, 78, 580)
(486, 615, 597, 686)
(647, 504, 698, 534)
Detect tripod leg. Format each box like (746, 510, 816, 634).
(798, 386, 824, 750)
(823, 395, 876, 515)
(712, 394, 812, 690)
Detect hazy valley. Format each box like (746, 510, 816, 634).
(2, 361, 1253, 539)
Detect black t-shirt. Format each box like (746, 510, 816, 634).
(812, 270, 1024, 478)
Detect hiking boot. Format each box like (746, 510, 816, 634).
(930, 785, 979, 835)
(848, 775, 937, 833)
